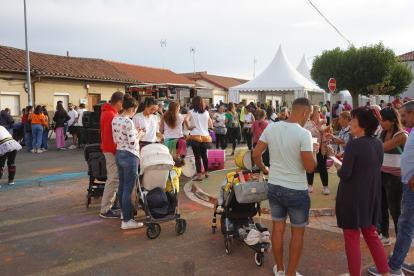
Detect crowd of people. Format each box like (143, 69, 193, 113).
(1, 92, 414, 275)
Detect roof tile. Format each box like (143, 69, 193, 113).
(398, 51, 414, 62)
(0, 45, 139, 83)
(180, 71, 248, 91)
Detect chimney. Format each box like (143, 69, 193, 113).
(67, 51, 69, 57)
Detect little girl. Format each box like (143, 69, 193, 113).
(165, 156, 186, 193)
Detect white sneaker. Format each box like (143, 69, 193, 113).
(323, 187, 330, 195)
(37, 149, 43, 153)
(308, 185, 313, 193)
(30, 149, 36, 153)
(381, 236, 392, 247)
(69, 145, 76, 149)
(60, 147, 66, 151)
(41, 148, 48, 152)
(121, 219, 143, 230)
(273, 265, 285, 276)
(7, 180, 14, 185)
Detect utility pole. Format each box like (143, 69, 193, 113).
(190, 47, 196, 75)
(253, 56, 257, 78)
(160, 39, 166, 69)
(23, 0, 32, 105)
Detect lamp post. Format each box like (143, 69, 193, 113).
(23, 0, 32, 106)
(160, 39, 166, 69)
(190, 47, 196, 75)
(253, 56, 257, 78)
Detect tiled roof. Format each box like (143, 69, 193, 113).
(398, 51, 414, 62)
(107, 61, 202, 87)
(180, 71, 249, 91)
(0, 45, 139, 83)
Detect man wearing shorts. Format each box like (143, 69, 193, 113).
(67, 103, 78, 149)
(253, 97, 318, 276)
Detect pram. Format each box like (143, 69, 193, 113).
(212, 169, 270, 266)
(131, 144, 187, 239)
(83, 144, 107, 208)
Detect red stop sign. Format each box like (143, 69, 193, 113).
(328, 78, 336, 92)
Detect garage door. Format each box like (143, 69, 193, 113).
(1, 95, 20, 115)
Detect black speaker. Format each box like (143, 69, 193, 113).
(159, 88, 167, 98)
(151, 92, 158, 98)
(93, 101, 107, 113)
(82, 111, 94, 128)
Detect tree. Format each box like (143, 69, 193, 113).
(310, 42, 396, 107)
(360, 60, 414, 97)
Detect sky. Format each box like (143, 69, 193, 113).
(1, 0, 413, 80)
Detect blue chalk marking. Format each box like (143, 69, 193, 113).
(0, 172, 87, 191)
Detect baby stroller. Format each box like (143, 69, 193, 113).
(212, 169, 270, 266)
(131, 144, 187, 239)
(84, 144, 107, 208)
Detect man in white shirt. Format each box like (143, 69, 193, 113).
(67, 103, 78, 149)
(253, 97, 318, 276)
(77, 103, 86, 127)
(336, 101, 344, 114)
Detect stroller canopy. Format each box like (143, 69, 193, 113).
(140, 144, 175, 174)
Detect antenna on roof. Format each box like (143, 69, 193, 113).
(160, 39, 167, 69)
(190, 47, 196, 75)
(253, 56, 257, 78)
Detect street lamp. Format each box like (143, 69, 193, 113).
(190, 47, 196, 75)
(160, 39, 166, 69)
(23, 0, 32, 105)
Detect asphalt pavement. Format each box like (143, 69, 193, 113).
(1, 140, 413, 276)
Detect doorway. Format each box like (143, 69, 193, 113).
(88, 94, 101, 111)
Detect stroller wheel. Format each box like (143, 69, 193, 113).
(85, 196, 91, 208)
(175, 219, 186, 235)
(225, 239, 231, 255)
(146, 223, 161, 239)
(212, 227, 216, 234)
(254, 253, 264, 266)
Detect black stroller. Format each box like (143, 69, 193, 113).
(212, 169, 270, 266)
(131, 144, 187, 239)
(83, 144, 107, 208)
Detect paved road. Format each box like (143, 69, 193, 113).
(1, 141, 413, 275)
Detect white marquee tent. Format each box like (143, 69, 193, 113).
(229, 45, 325, 106)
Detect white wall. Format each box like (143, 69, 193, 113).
(390, 60, 414, 102)
(194, 79, 220, 90)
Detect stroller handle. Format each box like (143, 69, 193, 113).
(232, 169, 261, 179)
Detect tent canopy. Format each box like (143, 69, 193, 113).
(296, 54, 317, 85)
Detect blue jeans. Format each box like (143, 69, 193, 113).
(267, 183, 311, 228)
(64, 123, 68, 136)
(41, 128, 49, 149)
(31, 124, 43, 148)
(389, 184, 414, 270)
(7, 128, 13, 136)
(25, 131, 33, 151)
(116, 150, 139, 222)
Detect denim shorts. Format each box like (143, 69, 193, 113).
(267, 183, 311, 228)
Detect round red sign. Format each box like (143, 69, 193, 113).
(328, 78, 336, 92)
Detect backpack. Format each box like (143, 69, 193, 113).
(229, 113, 239, 128)
(147, 187, 172, 217)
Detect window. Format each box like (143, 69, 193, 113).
(0, 92, 20, 115)
(54, 93, 69, 111)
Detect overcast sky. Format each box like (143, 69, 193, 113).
(1, 0, 413, 80)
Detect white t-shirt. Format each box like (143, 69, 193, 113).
(189, 110, 209, 136)
(67, 110, 78, 126)
(164, 113, 184, 139)
(213, 113, 226, 128)
(132, 112, 159, 142)
(112, 116, 140, 158)
(243, 113, 253, 128)
(336, 104, 344, 114)
(77, 108, 86, 127)
(260, 121, 313, 191)
(265, 113, 277, 124)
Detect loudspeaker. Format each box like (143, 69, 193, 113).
(159, 88, 167, 98)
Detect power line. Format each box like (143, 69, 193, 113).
(302, 0, 351, 45)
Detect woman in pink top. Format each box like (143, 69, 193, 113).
(251, 110, 269, 166)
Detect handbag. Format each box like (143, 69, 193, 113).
(233, 171, 268, 203)
(213, 126, 227, 135)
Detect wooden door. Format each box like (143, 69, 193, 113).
(88, 94, 101, 111)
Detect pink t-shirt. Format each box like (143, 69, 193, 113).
(252, 120, 268, 143)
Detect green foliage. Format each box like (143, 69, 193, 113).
(310, 42, 396, 107)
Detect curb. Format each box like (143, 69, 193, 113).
(190, 179, 336, 218)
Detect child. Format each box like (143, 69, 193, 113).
(165, 156, 186, 193)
